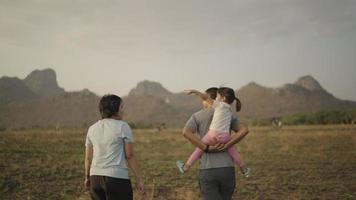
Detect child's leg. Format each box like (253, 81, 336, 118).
(216, 133, 246, 169)
(228, 147, 250, 176)
(185, 131, 217, 169)
(227, 147, 245, 168)
(214, 133, 250, 176)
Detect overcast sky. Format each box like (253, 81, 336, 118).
(1, 0, 356, 100)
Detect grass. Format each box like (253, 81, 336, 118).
(1, 125, 356, 200)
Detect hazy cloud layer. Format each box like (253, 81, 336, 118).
(1, 0, 356, 100)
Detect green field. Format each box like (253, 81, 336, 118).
(1, 125, 356, 200)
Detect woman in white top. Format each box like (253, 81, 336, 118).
(84, 94, 145, 200)
(177, 87, 250, 177)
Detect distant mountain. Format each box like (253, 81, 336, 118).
(128, 80, 171, 99)
(294, 75, 325, 91)
(0, 77, 36, 105)
(0, 69, 99, 129)
(124, 80, 200, 127)
(0, 89, 100, 129)
(24, 68, 65, 96)
(127, 80, 201, 112)
(1, 69, 356, 129)
(238, 75, 356, 118)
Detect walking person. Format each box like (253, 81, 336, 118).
(84, 94, 146, 200)
(177, 87, 250, 177)
(180, 87, 249, 200)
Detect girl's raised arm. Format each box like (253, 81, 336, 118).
(184, 89, 214, 105)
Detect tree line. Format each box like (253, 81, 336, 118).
(281, 110, 356, 125)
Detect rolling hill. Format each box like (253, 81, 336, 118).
(0, 68, 355, 129)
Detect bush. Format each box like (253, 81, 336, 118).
(282, 109, 356, 125)
(250, 118, 275, 126)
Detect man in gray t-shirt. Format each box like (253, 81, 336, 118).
(183, 88, 249, 200)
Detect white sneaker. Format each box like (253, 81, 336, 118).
(176, 160, 185, 174)
(242, 167, 251, 178)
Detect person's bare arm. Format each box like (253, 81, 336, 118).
(185, 89, 214, 105)
(125, 142, 146, 196)
(182, 127, 209, 151)
(84, 146, 93, 189)
(217, 123, 249, 151)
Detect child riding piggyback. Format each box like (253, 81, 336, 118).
(177, 87, 250, 177)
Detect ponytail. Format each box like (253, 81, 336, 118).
(235, 97, 241, 112)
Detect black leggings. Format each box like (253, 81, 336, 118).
(90, 175, 133, 200)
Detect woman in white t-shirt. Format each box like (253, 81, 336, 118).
(84, 94, 146, 200)
(177, 87, 250, 177)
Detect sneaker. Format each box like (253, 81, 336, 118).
(176, 160, 185, 174)
(242, 167, 251, 178)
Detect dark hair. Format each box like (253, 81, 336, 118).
(217, 87, 241, 112)
(235, 97, 242, 112)
(99, 94, 122, 119)
(205, 87, 218, 100)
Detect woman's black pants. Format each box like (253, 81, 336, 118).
(90, 175, 133, 200)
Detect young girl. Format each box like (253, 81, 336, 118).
(177, 87, 250, 177)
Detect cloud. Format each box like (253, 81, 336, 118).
(1, 0, 356, 100)
(2, 0, 356, 50)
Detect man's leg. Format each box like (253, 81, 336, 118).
(218, 167, 236, 200)
(199, 169, 223, 200)
(199, 167, 236, 200)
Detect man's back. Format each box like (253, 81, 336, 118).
(185, 108, 238, 200)
(186, 108, 238, 169)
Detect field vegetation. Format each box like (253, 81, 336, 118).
(1, 125, 356, 200)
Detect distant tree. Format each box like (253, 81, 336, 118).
(82, 122, 88, 128)
(282, 110, 356, 125)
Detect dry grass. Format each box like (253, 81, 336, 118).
(1, 125, 356, 200)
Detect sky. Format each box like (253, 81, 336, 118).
(1, 0, 356, 100)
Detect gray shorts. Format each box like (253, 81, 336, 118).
(199, 167, 236, 200)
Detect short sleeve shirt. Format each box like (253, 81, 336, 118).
(184, 108, 239, 169)
(209, 100, 233, 133)
(85, 118, 134, 179)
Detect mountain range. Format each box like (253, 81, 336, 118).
(1, 68, 355, 129)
